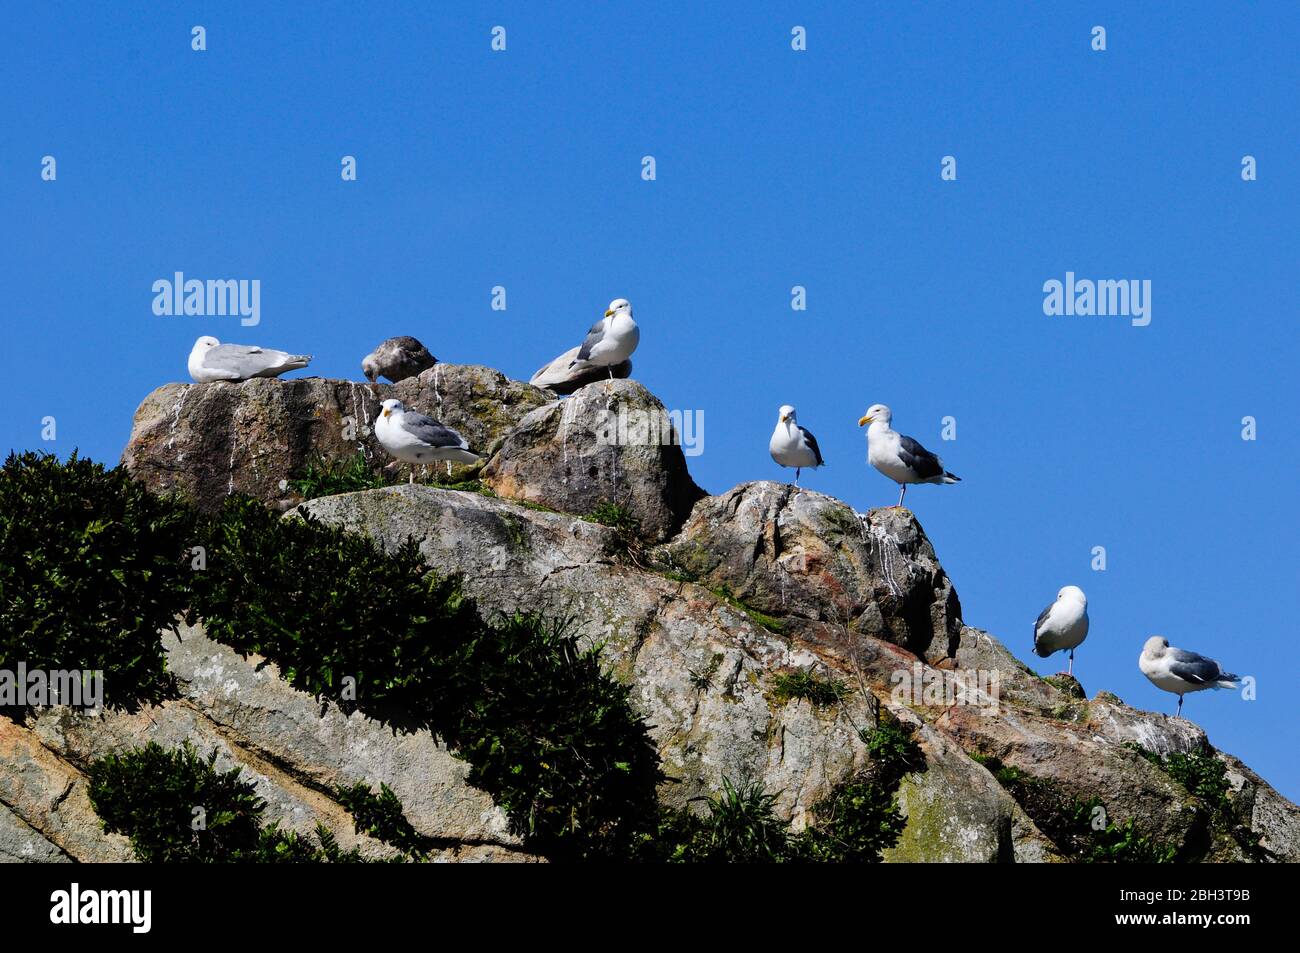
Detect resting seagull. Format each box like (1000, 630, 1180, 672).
(362, 336, 436, 384)
(188, 336, 312, 383)
(857, 404, 960, 508)
(769, 405, 824, 487)
(1032, 585, 1089, 676)
(568, 298, 639, 387)
(1139, 636, 1240, 718)
(375, 399, 480, 484)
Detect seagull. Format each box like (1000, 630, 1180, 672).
(568, 298, 639, 387)
(188, 336, 312, 383)
(362, 336, 436, 384)
(1139, 636, 1240, 718)
(857, 404, 960, 508)
(1033, 585, 1089, 676)
(375, 399, 480, 484)
(769, 405, 824, 487)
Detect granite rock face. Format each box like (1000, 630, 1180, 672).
(120, 364, 552, 511)
(11, 368, 1293, 864)
(480, 378, 706, 543)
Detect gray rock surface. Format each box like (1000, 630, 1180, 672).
(481, 378, 706, 542)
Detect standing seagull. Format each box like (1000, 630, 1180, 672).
(375, 399, 480, 484)
(362, 336, 437, 384)
(857, 404, 960, 508)
(769, 405, 824, 487)
(188, 336, 312, 383)
(1032, 585, 1089, 676)
(568, 298, 640, 386)
(1139, 636, 1240, 719)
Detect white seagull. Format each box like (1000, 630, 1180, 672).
(188, 336, 312, 383)
(375, 399, 480, 484)
(857, 404, 960, 508)
(769, 405, 824, 486)
(568, 298, 640, 385)
(1139, 636, 1240, 719)
(1032, 585, 1089, 676)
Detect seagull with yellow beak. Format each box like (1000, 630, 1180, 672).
(769, 404, 824, 487)
(567, 298, 640, 387)
(858, 403, 960, 508)
(375, 398, 480, 484)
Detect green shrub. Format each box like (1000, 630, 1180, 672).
(653, 778, 794, 863)
(0, 452, 195, 716)
(87, 741, 370, 863)
(289, 453, 390, 499)
(772, 669, 850, 707)
(334, 782, 431, 859)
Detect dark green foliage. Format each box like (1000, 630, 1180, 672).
(798, 776, 906, 862)
(586, 502, 644, 563)
(188, 498, 664, 859)
(289, 453, 391, 499)
(0, 452, 194, 715)
(1127, 744, 1232, 816)
(188, 497, 478, 717)
(333, 782, 431, 859)
(87, 741, 370, 863)
(88, 741, 269, 862)
(1068, 797, 1178, 863)
(654, 778, 795, 863)
(860, 718, 925, 787)
(772, 669, 850, 707)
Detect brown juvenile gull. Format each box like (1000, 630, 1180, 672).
(362, 336, 437, 384)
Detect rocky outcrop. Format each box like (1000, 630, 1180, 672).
(656, 483, 962, 663)
(0, 620, 539, 863)
(28, 365, 1294, 863)
(121, 364, 553, 511)
(481, 378, 706, 542)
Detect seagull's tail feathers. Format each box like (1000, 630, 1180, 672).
(284, 354, 312, 370)
(1215, 672, 1240, 689)
(942, 471, 961, 483)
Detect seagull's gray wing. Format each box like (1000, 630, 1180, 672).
(897, 434, 945, 480)
(574, 317, 608, 362)
(1033, 603, 1053, 652)
(1166, 647, 1225, 684)
(399, 412, 469, 449)
(797, 426, 824, 466)
(203, 344, 275, 377)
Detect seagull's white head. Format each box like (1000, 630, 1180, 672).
(1057, 585, 1087, 606)
(380, 398, 406, 418)
(858, 403, 892, 428)
(778, 404, 797, 424)
(1141, 635, 1170, 660)
(194, 335, 220, 351)
(604, 298, 632, 318)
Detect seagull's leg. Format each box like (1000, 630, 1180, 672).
(896, 484, 906, 508)
(1068, 649, 1074, 677)
(408, 469, 415, 486)
(795, 467, 801, 487)
(1176, 695, 1184, 718)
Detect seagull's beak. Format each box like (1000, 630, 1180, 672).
(382, 409, 391, 417)
(858, 414, 872, 427)
(604, 309, 615, 317)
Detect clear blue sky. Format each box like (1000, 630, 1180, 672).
(3, 2, 1296, 801)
